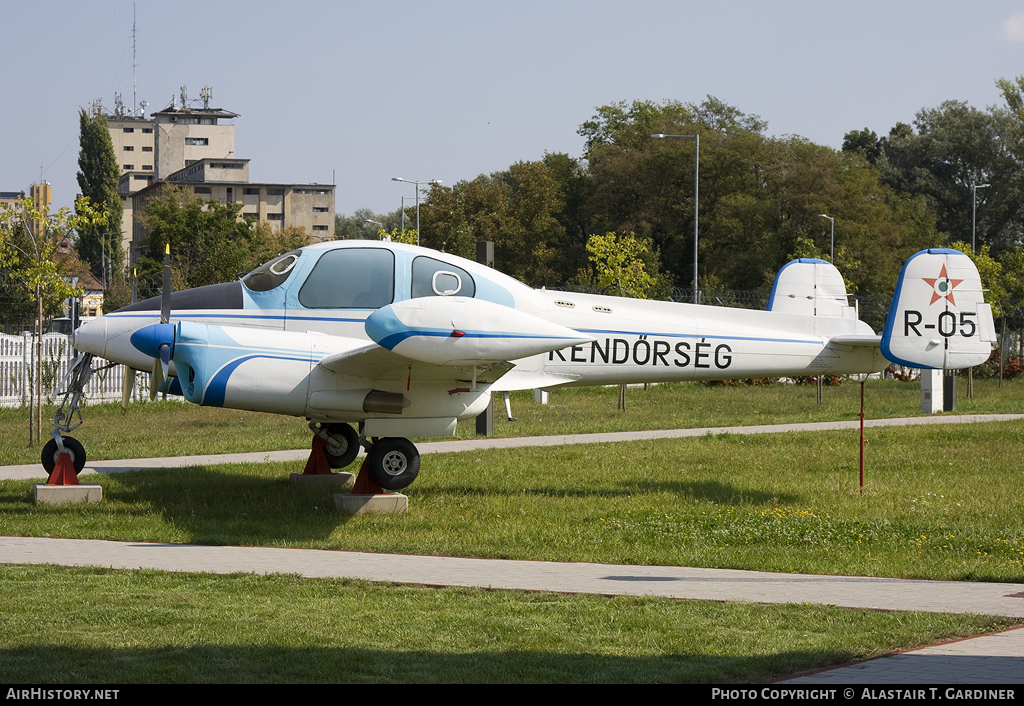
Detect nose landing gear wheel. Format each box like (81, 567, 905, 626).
(365, 437, 420, 490)
(41, 437, 86, 475)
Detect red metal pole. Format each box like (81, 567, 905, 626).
(859, 380, 865, 490)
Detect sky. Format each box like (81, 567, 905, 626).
(3, 1, 1024, 219)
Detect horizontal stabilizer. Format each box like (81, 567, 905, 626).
(827, 334, 882, 348)
(487, 369, 583, 392)
(881, 249, 995, 369)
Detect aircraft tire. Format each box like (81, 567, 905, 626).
(41, 437, 87, 475)
(322, 423, 360, 469)
(365, 437, 420, 490)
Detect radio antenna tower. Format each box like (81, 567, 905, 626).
(132, 4, 137, 115)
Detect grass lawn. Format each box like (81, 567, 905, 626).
(2, 376, 1021, 466)
(0, 565, 1015, 684)
(1, 377, 1022, 682)
(3, 419, 1024, 582)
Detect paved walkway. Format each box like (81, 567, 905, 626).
(3, 413, 1024, 683)
(783, 627, 1024, 684)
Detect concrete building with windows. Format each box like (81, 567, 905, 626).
(99, 86, 335, 268)
(152, 105, 237, 180)
(128, 158, 335, 266)
(107, 116, 156, 175)
(1, 184, 51, 240)
(0, 191, 25, 210)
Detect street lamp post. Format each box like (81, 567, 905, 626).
(363, 219, 384, 240)
(99, 231, 119, 289)
(392, 178, 441, 246)
(651, 134, 700, 304)
(818, 214, 834, 261)
(400, 196, 416, 234)
(972, 183, 990, 252)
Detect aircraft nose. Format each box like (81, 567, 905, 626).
(73, 317, 107, 357)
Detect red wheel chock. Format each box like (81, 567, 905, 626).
(350, 458, 383, 495)
(302, 435, 334, 475)
(46, 452, 79, 486)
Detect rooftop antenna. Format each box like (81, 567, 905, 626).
(132, 3, 137, 116)
(201, 86, 212, 109)
(180, 85, 187, 108)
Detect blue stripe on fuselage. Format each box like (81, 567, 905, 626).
(573, 328, 819, 345)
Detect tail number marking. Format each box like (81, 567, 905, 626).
(904, 310, 977, 338)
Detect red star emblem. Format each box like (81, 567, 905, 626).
(922, 264, 963, 306)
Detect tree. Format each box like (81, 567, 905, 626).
(376, 226, 418, 245)
(842, 128, 883, 163)
(75, 109, 123, 282)
(872, 101, 1021, 253)
(947, 240, 1006, 317)
(581, 97, 941, 296)
(1, 195, 106, 442)
(579, 232, 657, 298)
(248, 221, 313, 265)
(0, 196, 103, 321)
(135, 187, 258, 295)
(335, 207, 404, 240)
(418, 161, 567, 286)
(417, 184, 475, 258)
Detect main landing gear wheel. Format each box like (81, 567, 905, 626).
(41, 437, 86, 475)
(322, 423, 360, 469)
(365, 437, 420, 490)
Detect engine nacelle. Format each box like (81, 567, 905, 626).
(365, 297, 593, 365)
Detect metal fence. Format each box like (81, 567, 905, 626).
(0, 333, 138, 408)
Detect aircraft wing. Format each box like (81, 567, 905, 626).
(318, 343, 411, 379)
(317, 343, 516, 384)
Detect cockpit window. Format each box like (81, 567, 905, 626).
(242, 250, 301, 292)
(298, 248, 395, 309)
(411, 256, 475, 299)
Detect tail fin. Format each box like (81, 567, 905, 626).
(881, 249, 995, 369)
(767, 258, 853, 317)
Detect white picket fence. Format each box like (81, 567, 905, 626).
(0, 332, 140, 407)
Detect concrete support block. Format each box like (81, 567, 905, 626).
(33, 484, 102, 505)
(290, 472, 355, 490)
(534, 388, 549, 404)
(334, 492, 408, 515)
(920, 369, 943, 414)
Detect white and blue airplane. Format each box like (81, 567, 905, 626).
(50, 241, 994, 491)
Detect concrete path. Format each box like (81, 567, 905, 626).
(3, 413, 1024, 683)
(782, 627, 1024, 684)
(3, 535, 1024, 617)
